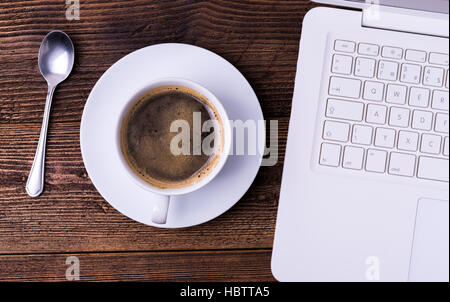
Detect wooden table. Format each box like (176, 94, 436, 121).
(0, 0, 317, 281)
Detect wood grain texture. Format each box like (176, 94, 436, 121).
(0, 250, 274, 281)
(0, 120, 287, 254)
(0, 0, 318, 281)
(0, 0, 315, 124)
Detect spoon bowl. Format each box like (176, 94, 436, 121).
(38, 31, 75, 86)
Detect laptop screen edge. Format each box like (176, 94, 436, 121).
(312, 0, 449, 15)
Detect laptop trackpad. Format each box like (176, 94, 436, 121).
(409, 199, 449, 282)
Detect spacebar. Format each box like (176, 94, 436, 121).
(417, 157, 449, 182)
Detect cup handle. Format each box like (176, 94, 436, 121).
(152, 195, 170, 224)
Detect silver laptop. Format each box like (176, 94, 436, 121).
(272, 0, 449, 282)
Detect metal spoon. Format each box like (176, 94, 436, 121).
(26, 31, 75, 197)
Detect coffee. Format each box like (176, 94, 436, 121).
(120, 86, 224, 189)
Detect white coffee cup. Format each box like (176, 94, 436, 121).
(114, 78, 231, 225)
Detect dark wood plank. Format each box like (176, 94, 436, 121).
(0, 121, 287, 254)
(0, 0, 317, 124)
(0, 250, 275, 281)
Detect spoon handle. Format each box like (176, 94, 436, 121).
(26, 85, 55, 197)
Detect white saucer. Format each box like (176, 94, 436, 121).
(80, 43, 264, 228)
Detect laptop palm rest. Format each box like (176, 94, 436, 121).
(409, 199, 449, 282)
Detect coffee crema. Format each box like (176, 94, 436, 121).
(120, 85, 224, 189)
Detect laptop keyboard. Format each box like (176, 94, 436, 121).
(319, 39, 449, 183)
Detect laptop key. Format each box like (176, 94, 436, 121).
(429, 53, 449, 66)
(389, 107, 410, 128)
(382, 46, 403, 60)
(329, 77, 361, 98)
(355, 57, 376, 78)
(358, 43, 379, 56)
(435, 113, 449, 134)
(326, 99, 364, 121)
(334, 40, 356, 53)
(375, 128, 396, 148)
(342, 146, 364, 170)
(401, 63, 422, 84)
(378, 60, 399, 81)
(412, 110, 433, 131)
(417, 156, 449, 182)
(352, 124, 373, 146)
(320, 143, 342, 167)
(388, 152, 416, 177)
(332, 54, 353, 75)
(406, 50, 427, 63)
(398, 131, 419, 152)
(386, 84, 407, 105)
(409, 87, 430, 108)
(363, 81, 384, 101)
(366, 104, 388, 125)
(424, 66, 445, 87)
(432, 90, 449, 111)
(420, 134, 442, 155)
(365, 149, 387, 173)
(323, 120, 350, 142)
